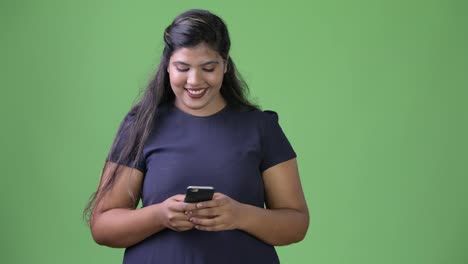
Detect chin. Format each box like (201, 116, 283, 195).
(183, 101, 207, 110)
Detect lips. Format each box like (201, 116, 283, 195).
(185, 88, 207, 99)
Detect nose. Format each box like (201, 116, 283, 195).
(187, 69, 203, 86)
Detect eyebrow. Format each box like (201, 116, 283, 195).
(172, 60, 220, 66)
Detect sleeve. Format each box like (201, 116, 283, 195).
(259, 110, 297, 172)
(106, 112, 147, 173)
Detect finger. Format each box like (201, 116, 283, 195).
(212, 192, 224, 199)
(171, 194, 186, 202)
(170, 201, 198, 212)
(195, 198, 224, 209)
(169, 221, 193, 228)
(187, 214, 213, 219)
(172, 226, 193, 232)
(169, 202, 186, 212)
(194, 224, 224, 232)
(190, 207, 218, 217)
(183, 203, 199, 211)
(169, 221, 194, 231)
(190, 216, 219, 226)
(166, 212, 192, 224)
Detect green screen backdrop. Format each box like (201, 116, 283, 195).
(1, 0, 467, 263)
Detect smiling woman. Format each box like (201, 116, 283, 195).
(84, 9, 309, 264)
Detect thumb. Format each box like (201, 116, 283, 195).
(172, 194, 186, 202)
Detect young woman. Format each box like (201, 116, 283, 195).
(85, 9, 309, 264)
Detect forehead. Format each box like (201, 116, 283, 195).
(169, 43, 221, 63)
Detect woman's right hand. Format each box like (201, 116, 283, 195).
(159, 194, 198, 232)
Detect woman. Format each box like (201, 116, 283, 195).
(85, 9, 309, 264)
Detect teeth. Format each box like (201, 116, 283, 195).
(187, 89, 205, 95)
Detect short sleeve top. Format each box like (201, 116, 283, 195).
(108, 102, 296, 264)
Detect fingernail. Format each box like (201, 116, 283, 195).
(197, 203, 203, 208)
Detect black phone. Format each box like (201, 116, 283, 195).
(184, 186, 215, 203)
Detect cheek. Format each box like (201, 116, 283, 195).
(205, 73, 224, 88)
(169, 72, 187, 89)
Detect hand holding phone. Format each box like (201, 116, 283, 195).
(184, 186, 215, 203)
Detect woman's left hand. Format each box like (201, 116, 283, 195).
(187, 193, 244, 231)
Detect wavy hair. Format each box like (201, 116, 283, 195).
(84, 9, 258, 223)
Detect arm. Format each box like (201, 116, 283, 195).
(238, 158, 309, 245)
(189, 158, 309, 246)
(90, 162, 197, 248)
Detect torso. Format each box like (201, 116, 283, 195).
(123, 103, 280, 264)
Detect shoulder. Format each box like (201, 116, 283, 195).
(259, 110, 279, 122)
(226, 108, 283, 138)
(121, 103, 168, 127)
(231, 107, 279, 122)
(227, 107, 282, 131)
(246, 109, 280, 128)
(120, 105, 140, 126)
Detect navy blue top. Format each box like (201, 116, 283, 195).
(109, 102, 296, 264)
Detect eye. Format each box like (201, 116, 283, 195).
(203, 68, 215, 72)
(176, 67, 189, 72)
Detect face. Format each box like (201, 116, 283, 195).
(167, 42, 227, 116)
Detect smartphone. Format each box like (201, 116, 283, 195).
(184, 186, 215, 203)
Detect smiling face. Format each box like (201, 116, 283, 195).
(167, 42, 227, 116)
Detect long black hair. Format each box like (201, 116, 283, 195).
(84, 9, 258, 223)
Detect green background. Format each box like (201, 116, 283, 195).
(1, 0, 467, 263)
